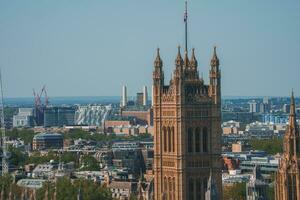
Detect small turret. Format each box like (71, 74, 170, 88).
(183, 50, 189, 69)
(190, 48, 198, 70)
(209, 46, 221, 105)
(153, 48, 164, 86)
(175, 46, 183, 67)
(154, 48, 162, 68)
(210, 46, 219, 67)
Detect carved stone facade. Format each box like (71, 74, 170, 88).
(152, 46, 222, 200)
(275, 92, 300, 200)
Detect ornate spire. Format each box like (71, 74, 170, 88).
(183, 50, 189, 68)
(190, 48, 198, 69)
(288, 91, 297, 133)
(210, 46, 219, 67)
(154, 48, 162, 68)
(175, 46, 183, 66)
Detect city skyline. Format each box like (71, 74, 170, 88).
(1, 0, 300, 98)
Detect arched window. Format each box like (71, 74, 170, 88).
(168, 177, 172, 200)
(163, 127, 167, 152)
(168, 127, 172, 152)
(203, 127, 208, 153)
(164, 176, 167, 193)
(172, 127, 175, 152)
(172, 177, 175, 200)
(188, 128, 193, 153)
(195, 128, 200, 152)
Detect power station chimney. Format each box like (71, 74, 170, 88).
(122, 85, 127, 107)
(143, 86, 148, 106)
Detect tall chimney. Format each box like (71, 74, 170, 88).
(143, 86, 148, 106)
(122, 85, 127, 107)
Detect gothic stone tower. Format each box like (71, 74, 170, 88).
(152, 46, 222, 200)
(275, 92, 300, 200)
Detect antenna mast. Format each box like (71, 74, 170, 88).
(0, 70, 8, 175)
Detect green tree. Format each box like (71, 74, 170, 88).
(0, 174, 13, 199)
(249, 138, 283, 155)
(5, 128, 36, 144)
(223, 182, 246, 200)
(80, 155, 100, 171)
(37, 177, 112, 200)
(8, 146, 28, 168)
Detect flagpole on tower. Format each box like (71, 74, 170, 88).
(184, 0, 188, 53)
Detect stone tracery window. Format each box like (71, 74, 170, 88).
(172, 126, 175, 152)
(203, 127, 208, 153)
(163, 126, 167, 152)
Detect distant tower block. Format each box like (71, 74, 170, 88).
(143, 86, 148, 106)
(122, 85, 127, 107)
(151, 85, 154, 106)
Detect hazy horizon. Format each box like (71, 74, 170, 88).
(1, 0, 300, 98)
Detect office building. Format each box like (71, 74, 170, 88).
(44, 106, 75, 127)
(249, 101, 258, 113)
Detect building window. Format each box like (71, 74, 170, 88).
(172, 177, 175, 200)
(164, 177, 168, 196)
(172, 126, 175, 152)
(203, 127, 208, 153)
(188, 128, 193, 153)
(163, 127, 167, 152)
(196, 178, 201, 200)
(188, 178, 194, 200)
(195, 128, 200, 152)
(168, 177, 172, 200)
(168, 127, 172, 152)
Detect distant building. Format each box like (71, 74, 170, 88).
(32, 132, 63, 150)
(136, 92, 144, 106)
(259, 103, 269, 114)
(109, 181, 137, 200)
(282, 103, 290, 113)
(75, 104, 111, 126)
(44, 106, 75, 127)
(246, 165, 268, 200)
(13, 108, 34, 128)
(232, 142, 243, 153)
(249, 101, 258, 113)
(222, 120, 240, 135)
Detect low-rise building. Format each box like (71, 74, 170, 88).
(13, 108, 34, 128)
(32, 132, 63, 150)
(109, 181, 137, 200)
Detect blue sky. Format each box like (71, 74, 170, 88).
(0, 0, 299, 97)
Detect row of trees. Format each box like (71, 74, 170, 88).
(0, 175, 112, 200)
(249, 137, 283, 155)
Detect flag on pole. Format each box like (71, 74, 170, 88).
(184, 0, 188, 22)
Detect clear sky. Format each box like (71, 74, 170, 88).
(0, 0, 299, 98)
